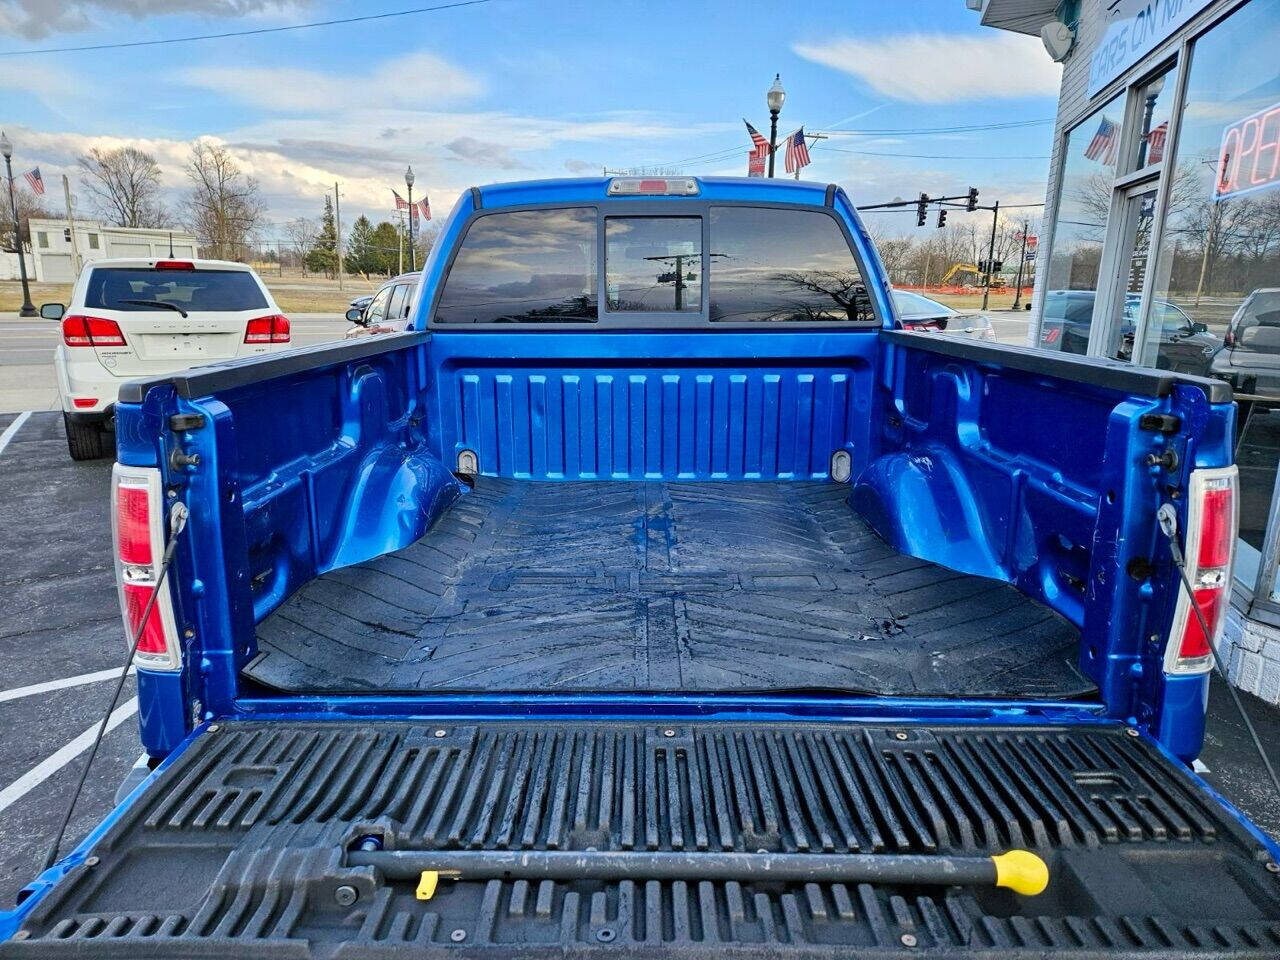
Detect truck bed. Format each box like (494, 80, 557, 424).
(245, 480, 1093, 699)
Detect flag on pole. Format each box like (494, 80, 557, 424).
(392, 189, 409, 210)
(22, 167, 44, 196)
(783, 128, 810, 174)
(1084, 116, 1119, 165)
(1146, 121, 1168, 164)
(417, 197, 431, 221)
(747, 151, 765, 177)
(744, 119, 770, 161)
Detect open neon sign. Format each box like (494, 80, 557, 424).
(1216, 100, 1280, 200)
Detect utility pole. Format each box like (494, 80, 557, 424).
(397, 211, 404, 275)
(334, 181, 344, 291)
(62, 174, 82, 277)
(982, 200, 1000, 312)
(1012, 220, 1029, 310)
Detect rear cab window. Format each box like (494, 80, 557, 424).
(431, 202, 877, 327)
(84, 267, 268, 313)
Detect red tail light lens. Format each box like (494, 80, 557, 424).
(71, 398, 99, 409)
(244, 314, 290, 344)
(115, 483, 153, 566)
(1165, 468, 1238, 675)
(63, 315, 126, 347)
(154, 260, 194, 270)
(121, 582, 169, 655)
(112, 465, 182, 671)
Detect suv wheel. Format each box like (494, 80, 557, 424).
(64, 413, 108, 461)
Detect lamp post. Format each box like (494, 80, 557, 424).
(405, 165, 416, 272)
(766, 74, 785, 178)
(0, 131, 37, 317)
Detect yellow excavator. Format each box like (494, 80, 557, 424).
(941, 263, 1007, 288)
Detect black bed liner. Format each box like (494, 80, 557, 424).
(246, 480, 1093, 699)
(5, 720, 1279, 957)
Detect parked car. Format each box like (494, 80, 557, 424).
(6, 177, 1273, 953)
(344, 271, 421, 338)
(891, 289, 995, 339)
(1040, 290, 1219, 375)
(45, 257, 291, 460)
(1210, 288, 1280, 400)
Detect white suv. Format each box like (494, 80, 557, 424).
(45, 258, 292, 460)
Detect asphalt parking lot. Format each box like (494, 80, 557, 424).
(0, 386, 1277, 907)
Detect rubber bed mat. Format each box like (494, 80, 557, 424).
(5, 720, 1278, 957)
(245, 480, 1094, 697)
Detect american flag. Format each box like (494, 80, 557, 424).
(22, 167, 44, 196)
(418, 197, 430, 221)
(392, 189, 409, 210)
(1146, 121, 1168, 164)
(784, 127, 810, 174)
(744, 119, 770, 160)
(1084, 117, 1119, 165)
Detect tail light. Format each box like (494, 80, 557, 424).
(244, 314, 290, 344)
(154, 260, 194, 270)
(63, 315, 126, 347)
(1164, 466, 1238, 675)
(112, 465, 182, 670)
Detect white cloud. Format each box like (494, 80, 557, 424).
(0, 0, 310, 39)
(181, 51, 481, 113)
(793, 32, 1061, 103)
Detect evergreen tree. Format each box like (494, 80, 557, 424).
(305, 194, 338, 277)
(370, 221, 401, 275)
(343, 214, 377, 275)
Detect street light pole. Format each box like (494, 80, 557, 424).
(405, 165, 416, 272)
(766, 74, 785, 179)
(0, 131, 37, 317)
(981, 200, 1000, 312)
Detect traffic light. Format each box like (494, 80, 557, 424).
(966, 187, 979, 212)
(937, 208, 947, 228)
(916, 193, 929, 227)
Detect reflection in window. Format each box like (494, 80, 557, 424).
(434, 208, 597, 324)
(1136, 0, 1280, 590)
(605, 217, 701, 312)
(1129, 68, 1178, 173)
(1040, 95, 1124, 354)
(708, 207, 872, 323)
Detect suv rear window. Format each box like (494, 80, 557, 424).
(435, 208, 597, 324)
(85, 268, 268, 312)
(709, 207, 871, 323)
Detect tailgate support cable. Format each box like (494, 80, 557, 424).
(1158, 504, 1280, 799)
(40, 502, 190, 871)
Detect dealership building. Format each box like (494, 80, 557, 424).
(974, 0, 1280, 704)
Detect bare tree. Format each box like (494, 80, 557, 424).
(78, 146, 167, 228)
(185, 141, 263, 260)
(283, 216, 319, 273)
(1, 182, 53, 251)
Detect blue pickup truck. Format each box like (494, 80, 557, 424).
(3, 176, 1278, 956)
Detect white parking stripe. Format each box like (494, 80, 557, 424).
(0, 411, 32, 456)
(0, 697, 138, 816)
(0, 667, 135, 704)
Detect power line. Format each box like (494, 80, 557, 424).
(824, 147, 1050, 160)
(817, 118, 1054, 136)
(0, 0, 493, 57)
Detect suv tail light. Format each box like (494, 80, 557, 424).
(1165, 466, 1238, 675)
(244, 314, 290, 344)
(112, 465, 182, 670)
(63, 315, 126, 347)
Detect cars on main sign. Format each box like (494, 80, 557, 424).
(891, 290, 996, 340)
(344, 271, 421, 338)
(45, 257, 292, 460)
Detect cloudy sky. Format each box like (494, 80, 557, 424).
(0, 0, 1062, 240)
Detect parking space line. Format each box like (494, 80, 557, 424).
(0, 667, 135, 705)
(0, 697, 138, 817)
(0, 411, 32, 455)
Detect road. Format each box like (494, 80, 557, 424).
(0, 313, 353, 414)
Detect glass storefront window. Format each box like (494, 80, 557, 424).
(1128, 68, 1178, 173)
(1040, 95, 1124, 354)
(1138, 0, 1280, 592)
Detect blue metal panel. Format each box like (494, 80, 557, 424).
(429, 331, 876, 480)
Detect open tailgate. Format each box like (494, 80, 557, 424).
(3, 718, 1278, 958)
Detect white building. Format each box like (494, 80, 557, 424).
(973, 0, 1280, 705)
(27, 218, 199, 283)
